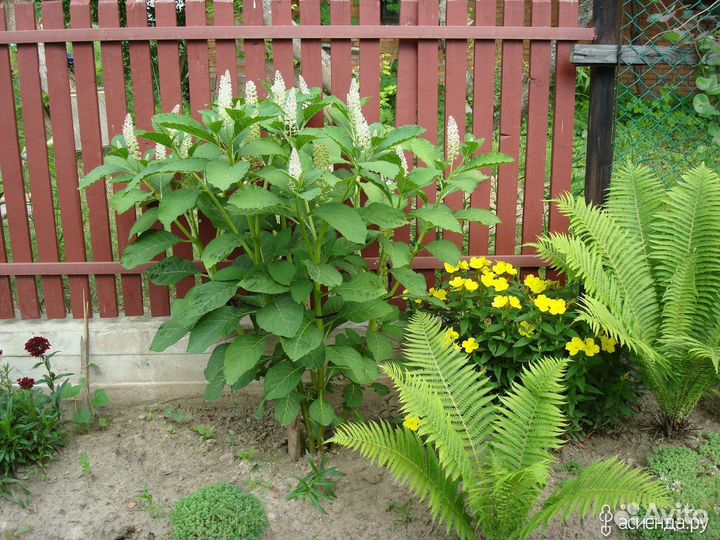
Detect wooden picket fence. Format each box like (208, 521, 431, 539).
(0, 0, 593, 320)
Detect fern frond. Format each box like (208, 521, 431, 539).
(521, 456, 672, 540)
(383, 362, 476, 483)
(402, 312, 497, 468)
(660, 252, 698, 340)
(555, 193, 660, 342)
(329, 421, 475, 540)
(607, 162, 665, 260)
(651, 165, 720, 334)
(491, 357, 568, 471)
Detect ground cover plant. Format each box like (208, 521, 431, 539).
(536, 163, 720, 434)
(81, 71, 511, 453)
(331, 312, 671, 540)
(410, 258, 638, 436)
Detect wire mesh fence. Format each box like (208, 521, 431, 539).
(615, 0, 719, 182)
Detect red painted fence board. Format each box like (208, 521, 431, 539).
(271, 1, 294, 85)
(330, 0, 352, 98)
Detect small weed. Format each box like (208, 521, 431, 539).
(0, 477, 31, 509)
(4, 525, 33, 539)
(226, 431, 239, 446)
(136, 485, 162, 518)
(244, 479, 274, 492)
(236, 449, 257, 462)
(287, 451, 344, 514)
(193, 424, 216, 440)
(562, 459, 584, 475)
(386, 500, 413, 531)
(163, 407, 191, 424)
(166, 425, 177, 435)
(79, 451, 92, 477)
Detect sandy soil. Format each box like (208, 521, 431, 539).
(1, 391, 718, 540)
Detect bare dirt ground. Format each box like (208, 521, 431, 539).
(2, 391, 718, 540)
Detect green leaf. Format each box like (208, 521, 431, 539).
(79, 161, 129, 190)
(201, 234, 244, 269)
(224, 334, 267, 385)
(187, 306, 243, 354)
(406, 137, 440, 166)
(60, 382, 84, 400)
(360, 160, 400, 179)
(240, 268, 291, 294)
(425, 239, 462, 265)
(406, 168, 441, 188)
(280, 318, 324, 361)
(359, 203, 408, 229)
(151, 319, 190, 352)
(91, 389, 111, 408)
(185, 280, 238, 320)
(380, 237, 411, 267)
(448, 171, 487, 193)
(206, 159, 250, 191)
(122, 230, 182, 269)
(327, 346, 380, 384)
(314, 203, 368, 244)
(412, 204, 462, 233)
(274, 393, 301, 427)
(309, 396, 336, 426)
(343, 384, 363, 408)
(303, 260, 343, 287)
(267, 260, 297, 286)
(129, 208, 159, 239)
(345, 299, 396, 323)
(110, 188, 151, 213)
(204, 343, 228, 401)
(335, 271, 386, 302)
(238, 139, 287, 157)
(74, 408, 93, 425)
(367, 326, 393, 361)
(375, 125, 425, 153)
(391, 267, 427, 296)
(153, 113, 215, 142)
(290, 278, 314, 303)
(256, 295, 304, 338)
(158, 188, 199, 228)
(146, 256, 200, 286)
(454, 208, 500, 226)
(264, 362, 304, 400)
(228, 186, 285, 212)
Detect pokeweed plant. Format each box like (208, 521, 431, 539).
(331, 312, 671, 540)
(535, 163, 720, 434)
(80, 71, 511, 453)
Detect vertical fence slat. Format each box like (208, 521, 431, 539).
(128, 0, 171, 316)
(549, 0, 578, 235)
(156, 0, 195, 299)
(98, 0, 145, 316)
(16, 3, 66, 319)
(395, 0, 418, 247)
(242, 0, 266, 91)
(330, 0, 352, 98)
(71, 0, 120, 318)
(215, 0, 238, 93)
(521, 0, 552, 254)
(300, 0, 323, 91)
(44, 0, 91, 319)
(443, 0, 468, 251)
(495, 0, 524, 256)
(271, 0, 295, 84)
(359, 1, 380, 123)
(0, 4, 40, 319)
(0, 4, 15, 317)
(470, 0, 497, 256)
(0, 217, 12, 318)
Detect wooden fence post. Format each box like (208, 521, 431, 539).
(584, 0, 619, 205)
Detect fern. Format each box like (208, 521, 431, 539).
(331, 314, 670, 539)
(537, 164, 720, 431)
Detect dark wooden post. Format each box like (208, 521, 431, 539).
(584, 0, 619, 205)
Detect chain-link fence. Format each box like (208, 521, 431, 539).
(615, 0, 719, 182)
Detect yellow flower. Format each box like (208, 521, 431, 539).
(493, 261, 518, 276)
(548, 298, 567, 315)
(508, 296, 522, 309)
(469, 256, 491, 269)
(584, 338, 600, 357)
(415, 298, 423, 305)
(403, 416, 421, 431)
(444, 262, 459, 273)
(492, 295, 509, 308)
(565, 337, 586, 356)
(449, 276, 466, 289)
(401, 289, 409, 300)
(453, 343, 462, 351)
(492, 277, 510, 292)
(429, 288, 448, 301)
(464, 279, 479, 292)
(523, 274, 547, 294)
(600, 335, 617, 353)
(459, 260, 469, 270)
(446, 328, 460, 341)
(534, 294, 551, 312)
(462, 337, 479, 354)
(518, 321, 536, 337)
(480, 272, 497, 288)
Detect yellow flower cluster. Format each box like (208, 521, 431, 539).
(428, 287, 448, 301)
(492, 261, 518, 276)
(461, 337, 479, 353)
(403, 416, 420, 431)
(523, 274, 548, 294)
(533, 294, 567, 315)
(518, 321, 536, 337)
(492, 295, 522, 309)
(565, 334, 616, 357)
(448, 277, 480, 292)
(444, 257, 492, 273)
(478, 271, 509, 292)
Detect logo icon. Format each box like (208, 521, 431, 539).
(599, 504, 614, 537)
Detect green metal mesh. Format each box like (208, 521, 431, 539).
(615, 0, 719, 182)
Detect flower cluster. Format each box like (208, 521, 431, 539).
(492, 295, 521, 309)
(25, 336, 51, 357)
(347, 78, 371, 150)
(403, 416, 420, 431)
(533, 294, 567, 315)
(565, 335, 616, 357)
(122, 113, 141, 160)
(16, 377, 35, 390)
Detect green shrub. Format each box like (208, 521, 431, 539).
(170, 484, 267, 540)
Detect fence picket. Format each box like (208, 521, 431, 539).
(215, 0, 239, 93)
(271, 0, 294, 84)
(242, 0, 266, 92)
(359, 1, 380, 123)
(330, 0, 352, 98)
(300, 0, 323, 95)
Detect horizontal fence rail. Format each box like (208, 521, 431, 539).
(0, 0, 585, 320)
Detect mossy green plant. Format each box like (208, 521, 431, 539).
(169, 484, 267, 540)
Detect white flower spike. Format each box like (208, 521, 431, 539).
(446, 115, 461, 163)
(122, 113, 141, 160)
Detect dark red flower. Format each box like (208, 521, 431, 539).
(17, 377, 35, 390)
(24, 336, 51, 357)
